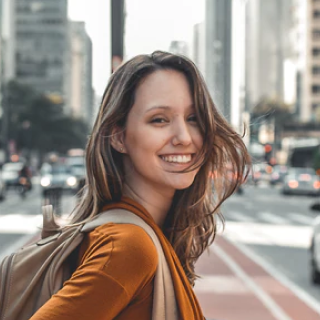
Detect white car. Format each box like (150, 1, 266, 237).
(40, 163, 79, 194)
(310, 202, 320, 285)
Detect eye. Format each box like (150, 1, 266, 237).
(150, 117, 168, 124)
(187, 114, 198, 123)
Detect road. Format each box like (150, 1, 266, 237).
(1, 181, 320, 319)
(0, 182, 76, 260)
(221, 183, 320, 302)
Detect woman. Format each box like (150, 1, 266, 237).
(30, 51, 250, 319)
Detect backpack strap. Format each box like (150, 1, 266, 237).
(81, 208, 178, 320)
(41, 205, 61, 239)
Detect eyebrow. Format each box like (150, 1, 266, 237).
(145, 104, 195, 113)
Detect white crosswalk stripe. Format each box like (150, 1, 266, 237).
(225, 211, 257, 223)
(220, 208, 316, 248)
(259, 212, 288, 225)
(222, 221, 312, 248)
(0, 213, 70, 234)
(288, 213, 314, 225)
(225, 209, 314, 227)
(0, 214, 42, 234)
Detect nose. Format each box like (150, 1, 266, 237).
(171, 119, 192, 146)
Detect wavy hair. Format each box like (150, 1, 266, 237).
(71, 51, 251, 285)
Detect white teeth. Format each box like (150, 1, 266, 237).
(161, 155, 192, 163)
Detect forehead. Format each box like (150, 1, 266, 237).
(132, 69, 193, 111)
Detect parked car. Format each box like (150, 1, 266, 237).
(282, 167, 320, 196)
(269, 165, 288, 185)
(310, 202, 320, 285)
(40, 162, 79, 195)
(1, 162, 24, 188)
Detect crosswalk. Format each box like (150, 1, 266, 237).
(0, 213, 70, 234)
(224, 210, 314, 226)
(219, 210, 315, 249)
(0, 209, 316, 249)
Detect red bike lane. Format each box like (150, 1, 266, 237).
(195, 236, 320, 320)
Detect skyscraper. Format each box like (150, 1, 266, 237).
(302, 0, 320, 122)
(14, 0, 68, 107)
(245, 0, 296, 111)
(204, 0, 246, 130)
(68, 21, 93, 123)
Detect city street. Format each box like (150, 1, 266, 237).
(195, 183, 320, 320)
(1, 181, 320, 319)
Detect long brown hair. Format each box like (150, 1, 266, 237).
(72, 51, 251, 285)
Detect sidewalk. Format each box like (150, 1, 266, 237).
(195, 236, 320, 320)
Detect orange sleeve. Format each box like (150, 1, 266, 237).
(29, 224, 158, 320)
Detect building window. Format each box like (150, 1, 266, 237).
(314, 10, 320, 19)
(313, 29, 320, 40)
(313, 48, 320, 56)
(313, 66, 320, 74)
(312, 85, 320, 93)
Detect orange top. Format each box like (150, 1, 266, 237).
(30, 197, 204, 320)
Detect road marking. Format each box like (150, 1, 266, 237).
(213, 244, 294, 320)
(226, 237, 320, 316)
(0, 214, 42, 234)
(260, 212, 288, 224)
(195, 275, 250, 294)
(289, 213, 314, 225)
(223, 222, 312, 248)
(225, 211, 257, 223)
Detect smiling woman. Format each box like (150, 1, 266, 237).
(29, 51, 251, 320)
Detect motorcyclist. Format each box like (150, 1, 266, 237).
(18, 163, 32, 191)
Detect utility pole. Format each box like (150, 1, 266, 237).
(111, 0, 125, 73)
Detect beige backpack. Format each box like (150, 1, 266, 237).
(0, 206, 177, 320)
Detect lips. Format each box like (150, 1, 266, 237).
(160, 154, 192, 164)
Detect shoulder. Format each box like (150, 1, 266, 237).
(81, 223, 158, 286)
(95, 223, 158, 257)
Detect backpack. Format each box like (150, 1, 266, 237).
(0, 205, 177, 320)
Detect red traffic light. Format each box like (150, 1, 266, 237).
(264, 144, 272, 153)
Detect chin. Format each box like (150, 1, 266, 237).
(171, 177, 196, 190)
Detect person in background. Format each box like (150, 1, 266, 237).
(30, 51, 251, 320)
(18, 162, 32, 190)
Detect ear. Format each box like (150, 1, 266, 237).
(110, 125, 126, 153)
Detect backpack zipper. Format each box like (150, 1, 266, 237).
(0, 253, 14, 320)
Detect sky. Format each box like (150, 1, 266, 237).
(68, 0, 205, 96)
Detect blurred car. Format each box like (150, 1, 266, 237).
(282, 167, 320, 196)
(269, 165, 288, 185)
(245, 163, 269, 185)
(310, 202, 320, 285)
(1, 162, 24, 188)
(65, 156, 86, 192)
(40, 162, 79, 194)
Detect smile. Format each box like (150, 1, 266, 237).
(160, 154, 192, 164)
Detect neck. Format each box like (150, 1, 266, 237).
(122, 182, 173, 227)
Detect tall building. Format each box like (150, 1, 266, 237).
(193, 22, 206, 79)
(13, 0, 68, 107)
(1, 0, 16, 82)
(302, 0, 320, 122)
(68, 21, 93, 123)
(245, 0, 296, 111)
(169, 41, 189, 56)
(204, 0, 246, 130)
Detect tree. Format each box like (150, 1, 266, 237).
(251, 97, 295, 151)
(0, 81, 89, 160)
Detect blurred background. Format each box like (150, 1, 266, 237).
(1, 1, 320, 319)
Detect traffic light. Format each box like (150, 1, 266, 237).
(264, 144, 273, 163)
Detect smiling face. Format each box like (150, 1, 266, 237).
(114, 69, 203, 198)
